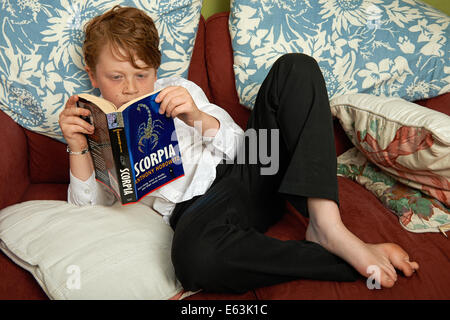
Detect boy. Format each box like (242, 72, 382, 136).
(59, 6, 419, 294)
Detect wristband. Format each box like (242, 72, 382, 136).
(66, 145, 89, 155)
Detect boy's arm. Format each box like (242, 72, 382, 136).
(59, 95, 95, 181)
(69, 150, 95, 180)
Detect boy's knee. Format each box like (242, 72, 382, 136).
(274, 53, 321, 76)
(276, 52, 318, 67)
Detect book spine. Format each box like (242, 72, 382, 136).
(77, 98, 117, 198)
(108, 113, 137, 204)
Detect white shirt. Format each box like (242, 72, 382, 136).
(68, 77, 245, 224)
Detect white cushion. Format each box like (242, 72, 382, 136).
(0, 200, 194, 300)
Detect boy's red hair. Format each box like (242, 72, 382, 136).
(83, 5, 161, 72)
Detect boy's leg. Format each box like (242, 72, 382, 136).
(170, 53, 359, 293)
(239, 53, 419, 289)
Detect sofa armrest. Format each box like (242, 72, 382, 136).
(0, 110, 30, 210)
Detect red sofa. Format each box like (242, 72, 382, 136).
(1, 12, 449, 300)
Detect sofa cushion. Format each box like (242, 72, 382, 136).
(0, 200, 196, 299)
(330, 93, 450, 206)
(26, 130, 70, 184)
(229, 0, 450, 109)
(415, 90, 450, 115)
(258, 176, 450, 299)
(20, 184, 69, 203)
(205, 12, 251, 130)
(0, 252, 48, 300)
(0, 0, 202, 141)
(188, 15, 212, 102)
(0, 110, 29, 210)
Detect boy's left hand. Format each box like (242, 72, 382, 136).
(155, 86, 202, 127)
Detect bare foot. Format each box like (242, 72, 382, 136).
(305, 198, 419, 288)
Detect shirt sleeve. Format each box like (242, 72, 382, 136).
(180, 80, 245, 162)
(67, 171, 117, 206)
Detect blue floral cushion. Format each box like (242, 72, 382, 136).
(229, 0, 450, 109)
(0, 0, 202, 141)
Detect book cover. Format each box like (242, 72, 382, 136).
(121, 92, 184, 202)
(77, 91, 185, 204)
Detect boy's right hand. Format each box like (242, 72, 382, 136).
(59, 95, 95, 151)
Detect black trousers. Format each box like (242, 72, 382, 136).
(170, 53, 358, 293)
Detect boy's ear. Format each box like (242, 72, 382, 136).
(85, 66, 98, 88)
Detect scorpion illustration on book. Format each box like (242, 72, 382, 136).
(137, 103, 164, 153)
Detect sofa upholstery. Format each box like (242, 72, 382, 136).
(0, 13, 449, 300)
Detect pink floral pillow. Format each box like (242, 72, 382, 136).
(331, 93, 450, 206)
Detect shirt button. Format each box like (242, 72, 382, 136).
(84, 189, 91, 195)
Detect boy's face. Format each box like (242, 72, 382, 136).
(86, 45, 157, 107)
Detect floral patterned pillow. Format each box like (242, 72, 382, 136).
(331, 93, 450, 207)
(337, 147, 450, 234)
(0, 0, 202, 141)
(229, 0, 450, 110)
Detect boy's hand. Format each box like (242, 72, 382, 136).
(59, 95, 95, 151)
(155, 86, 203, 127)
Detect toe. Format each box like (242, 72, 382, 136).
(391, 253, 416, 277)
(401, 261, 415, 277)
(366, 264, 396, 288)
(385, 243, 418, 277)
(403, 258, 419, 277)
(381, 263, 397, 283)
(381, 274, 396, 288)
